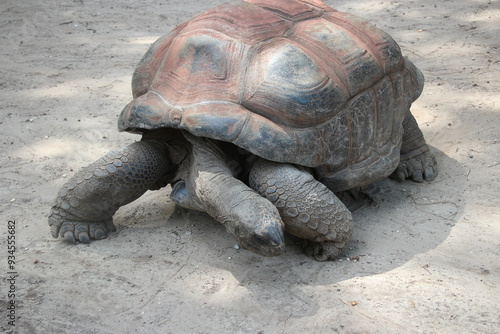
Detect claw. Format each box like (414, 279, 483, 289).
(411, 170, 424, 182)
(73, 223, 89, 243)
(391, 167, 406, 181)
(78, 232, 90, 244)
(93, 228, 107, 240)
(50, 223, 60, 238)
(49, 212, 112, 243)
(424, 166, 435, 181)
(63, 231, 76, 244)
(392, 149, 437, 184)
(396, 168, 407, 181)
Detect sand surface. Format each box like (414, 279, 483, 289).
(1, 0, 499, 333)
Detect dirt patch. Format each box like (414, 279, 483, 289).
(1, 0, 498, 333)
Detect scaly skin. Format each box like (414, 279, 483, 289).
(48, 140, 174, 243)
(249, 159, 353, 261)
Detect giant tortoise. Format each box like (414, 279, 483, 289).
(49, 0, 437, 261)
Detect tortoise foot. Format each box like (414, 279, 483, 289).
(49, 213, 116, 244)
(392, 148, 437, 182)
(394, 112, 438, 183)
(301, 240, 346, 262)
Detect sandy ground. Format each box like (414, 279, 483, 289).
(1, 0, 499, 333)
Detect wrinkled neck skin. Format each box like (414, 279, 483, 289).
(139, 129, 192, 190)
(142, 128, 251, 185)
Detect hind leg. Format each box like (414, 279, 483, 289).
(392, 112, 437, 182)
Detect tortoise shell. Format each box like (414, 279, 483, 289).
(118, 0, 424, 191)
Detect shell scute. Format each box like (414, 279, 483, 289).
(246, 0, 324, 21)
(322, 11, 403, 73)
(151, 31, 245, 107)
(243, 40, 347, 128)
(189, 1, 292, 43)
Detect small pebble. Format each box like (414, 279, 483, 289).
(233, 244, 240, 250)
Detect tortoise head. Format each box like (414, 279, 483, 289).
(228, 209, 286, 257)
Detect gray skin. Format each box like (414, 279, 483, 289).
(48, 110, 435, 261)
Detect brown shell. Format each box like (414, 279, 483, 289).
(118, 0, 424, 191)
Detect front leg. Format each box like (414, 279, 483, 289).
(249, 159, 353, 261)
(49, 140, 175, 243)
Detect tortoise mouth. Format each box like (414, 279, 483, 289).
(237, 225, 286, 257)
